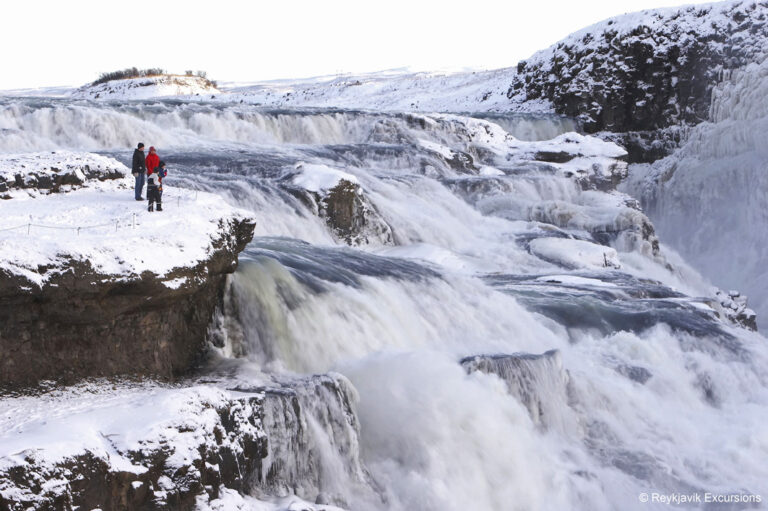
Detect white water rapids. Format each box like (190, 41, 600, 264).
(1, 98, 767, 510)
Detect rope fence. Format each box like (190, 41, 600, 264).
(0, 189, 199, 237)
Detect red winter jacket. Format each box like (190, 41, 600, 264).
(146, 152, 160, 174)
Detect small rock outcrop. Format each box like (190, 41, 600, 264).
(712, 289, 758, 331)
(0, 152, 125, 198)
(286, 163, 394, 246)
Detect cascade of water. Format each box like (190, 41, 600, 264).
(624, 54, 768, 328)
(2, 95, 768, 510)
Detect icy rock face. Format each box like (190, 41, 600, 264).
(285, 163, 394, 246)
(0, 151, 125, 196)
(624, 53, 768, 329)
(253, 374, 376, 507)
(0, 375, 373, 510)
(461, 350, 571, 430)
(509, 0, 768, 160)
(0, 217, 255, 386)
(712, 289, 757, 331)
(0, 388, 266, 511)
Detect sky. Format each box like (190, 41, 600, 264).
(1, 0, 715, 90)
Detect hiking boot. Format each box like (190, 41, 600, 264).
(135, 197, 144, 201)
(148, 203, 154, 212)
(156, 204, 163, 212)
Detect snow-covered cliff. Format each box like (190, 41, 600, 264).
(0, 152, 254, 385)
(508, 0, 768, 157)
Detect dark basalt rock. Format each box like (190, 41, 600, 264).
(0, 218, 255, 387)
(3, 165, 125, 196)
(0, 392, 267, 511)
(533, 150, 577, 164)
(287, 179, 394, 247)
(0, 374, 375, 510)
(509, 2, 768, 161)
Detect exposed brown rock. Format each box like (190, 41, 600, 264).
(0, 219, 255, 387)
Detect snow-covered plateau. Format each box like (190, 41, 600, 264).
(71, 75, 219, 100)
(1, 0, 768, 510)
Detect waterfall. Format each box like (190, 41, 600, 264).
(624, 53, 768, 328)
(3, 95, 768, 510)
(460, 350, 572, 431)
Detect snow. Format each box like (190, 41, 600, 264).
(0, 150, 120, 184)
(162, 276, 188, 289)
(198, 487, 346, 511)
(292, 162, 359, 192)
(0, 383, 225, 468)
(0, 381, 266, 508)
(71, 75, 219, 100)
(528, 237, 621, 270)
(417, 138, 456, 159)
(214, 67, 519, 113)
(0, 152, 251, 286)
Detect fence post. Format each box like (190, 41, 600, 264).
(27, 223, 30, 235)
(77, 227, 81, 236)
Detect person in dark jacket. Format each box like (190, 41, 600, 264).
(147, 160, 167, 212)
(132, 142, 146, 200)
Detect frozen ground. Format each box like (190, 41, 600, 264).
(0, 151, 251, 287)
(0, 67, 529, 114)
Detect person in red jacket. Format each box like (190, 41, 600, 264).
(145, 146, 160, 175)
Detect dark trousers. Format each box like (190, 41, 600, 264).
(147, 186, 162, 206)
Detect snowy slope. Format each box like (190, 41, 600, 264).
(214, 67, 518, 113)
(71, 75, 219, 100)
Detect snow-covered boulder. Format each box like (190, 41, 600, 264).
(285, 163, 393, 246)
(71, 75, 219, 100)
(0, 152, 255, 386)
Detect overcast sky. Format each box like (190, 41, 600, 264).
(2, 0, 712, 89)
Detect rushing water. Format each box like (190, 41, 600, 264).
(2, 97, 767, 510)
(624, 54, 768, 331)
